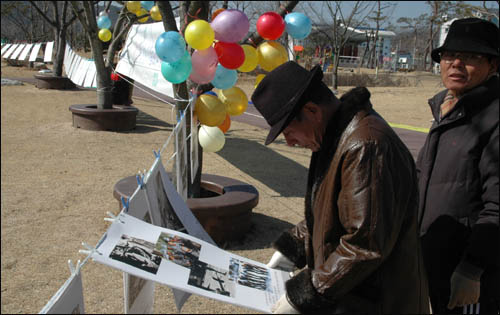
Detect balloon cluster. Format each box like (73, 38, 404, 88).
(98, 1, 163, 42)
(154, 8, 311, 152)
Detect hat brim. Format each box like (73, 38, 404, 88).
(264, 66, 323, 145)
(432, 40, 500, 63)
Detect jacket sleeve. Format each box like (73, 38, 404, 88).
(286, 140, 416, 311)
(273, 219, 308, 269)
(461, 123, 499, 273)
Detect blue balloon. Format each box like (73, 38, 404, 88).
(204, 91, 217, 96)
(155, 31, 186, 63)
(97, 15, 112, 29)
(141, 1, 155, 11)
(161, 51, 192, 84)
(211, 65, 238, 90)
(285, 12, 312, 40)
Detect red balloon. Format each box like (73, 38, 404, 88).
(214, 41, 245, 70)
(256, 12, 285, 40)
(111, 73, 120, 81)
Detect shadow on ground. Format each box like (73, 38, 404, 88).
(122, 110, 174, 134)
(217, 137, 308, 198)
(223, 213, 295, 250)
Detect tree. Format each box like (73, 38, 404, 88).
(365, 1, 396, 75)
(423, 1, 451, 71)
(28, 1, 81, 77)
(69, 1, 145, 109)
(307, 1, 375, 90)
(1, 1, 51, 43)
(397, 13, 428, 70)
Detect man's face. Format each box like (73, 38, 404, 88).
(282, 102, 324, 152)
(440, 51, 497, 95)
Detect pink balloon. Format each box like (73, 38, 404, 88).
(211, 9, 249, 43)
(191, 47, 218, 79)
(189, 67, 216, 84)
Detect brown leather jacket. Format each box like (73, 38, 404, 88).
(273, 87, 429, 314)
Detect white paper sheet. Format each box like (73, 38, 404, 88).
(29, 43, 42, 62)
(76, 60, 91, 87)
(69, 56, 82, 82)
(1, 43, 12, 56)
(44, 41, 54, 62)
(92, 213, 290, 313)
(83, 61, 96, 88)
(38, 270, 85, 314)
(10, 44, 26, 60)
(3, 44, 19, 59)
(18, 44, 33, 61)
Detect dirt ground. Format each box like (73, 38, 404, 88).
(1, 61, 443, 314)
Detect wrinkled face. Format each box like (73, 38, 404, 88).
(282, 102, 324, 152)
(440, 51, 497, 95)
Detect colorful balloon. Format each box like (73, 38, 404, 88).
(190, 47, 218, 84)
(195, 94, 226, 127)
(238, 44, 258, 72)
(98, 28, 112, 42)
(141, 1, 155, 11)
(255, 74, 265, 89)
(155, 31, 186, 63)
(217, 86, 248, 116)
(218, 114, 231, 133)
(97, 15, 111, 29)
(211, 64, 238, 90)
(198, 125, 225, 152)
(185, 20, 215, 50)
(136, 8, 149, 23)
(211, 9, 249, 43)
(111, 73, 120, 81)
(256, 12, 285, 40)
(99, 11, 108, 17)
(150, 5, 162, 21)
(285, 12, 312, 39)
(160, 51, 192, 84)
(214, 42, 244, 70)
(257, 41, 288, 72)
(211, 8, 225, 21)
(126, 1, 141, 13)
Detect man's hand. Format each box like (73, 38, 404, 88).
(267, 251, 295, 272)
(447, 270, 480, 309)
(272, 295, 300, 314)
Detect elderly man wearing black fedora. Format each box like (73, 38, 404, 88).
(416, 18, 499, 314)
(251, 61, 429, 313)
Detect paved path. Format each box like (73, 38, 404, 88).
(9, 76, 427, 160)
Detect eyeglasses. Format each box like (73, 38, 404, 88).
(440, 51, 485, 64)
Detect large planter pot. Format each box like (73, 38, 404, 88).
(34, 74, 76, 90)
(113, 174, 259, 246)
(69, 104, 138, 131)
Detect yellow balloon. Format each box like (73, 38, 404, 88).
(195, 94, 226, 126)
(98, 28, 112, 42)
(257, 41, 288, 72)
(150, 5, 162, 21)
(255, 74, 266, 89)
(126, 1, 141, 13)
(238, 45, 258, 72)
(185, 20, 215, 50)
(217, 86, 248, 116)
(136, 8, 149, 23)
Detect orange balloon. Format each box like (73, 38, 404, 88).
(211, 8, 225, 21)
(218, 114, 231, 133)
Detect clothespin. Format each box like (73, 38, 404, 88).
(67, 259, 82, 275)
(79, 242, 102, 256)
(121, 196, 129, 211)
(136, 173, 144, 189)
(104, 211, 124, 223)
(153, 149, 160, 158)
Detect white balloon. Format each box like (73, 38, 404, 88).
(198, 125, 225, 152)
(99, 11, 108, 17)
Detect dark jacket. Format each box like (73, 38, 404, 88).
(274, 87, 429, 314)
(416, 76, 499, 306)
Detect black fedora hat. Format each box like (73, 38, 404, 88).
(432, 17, 499, 63)
(251, 61, 324, 145)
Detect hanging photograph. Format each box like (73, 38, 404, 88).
(229, 258, 272, 292)
(155, 232, 201, 268)
(109, 234, 162, 274)
(187, 260, 236, 298)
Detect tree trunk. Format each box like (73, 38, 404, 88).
(90, 35, 113, 109)
(332, 50, 340, 90)
(53, 28, 66, 77)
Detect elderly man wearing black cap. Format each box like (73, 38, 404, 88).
(416, 18, 499, 314)
(251, 61, 429, 313)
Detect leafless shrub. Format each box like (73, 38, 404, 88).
(322, 72, 415, 87)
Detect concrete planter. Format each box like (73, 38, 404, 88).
(69, 104, 138, 131)
(34, 74, 76, 90)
